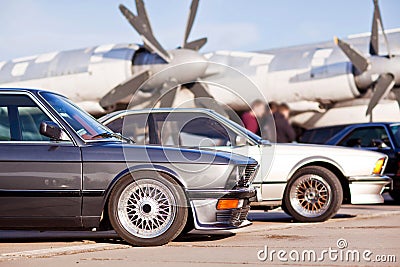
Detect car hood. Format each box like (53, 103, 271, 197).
(82, 142, 257, 165)
(272, 143, 386, 159)
(267, 143, 387, 176)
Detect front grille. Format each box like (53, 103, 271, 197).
(239, 163, 258, 187)
(216, 200, 251, 227)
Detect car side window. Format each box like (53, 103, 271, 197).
(338, 126, 391, 148)
(153, 112, 237, 147)
(18, 106, 52, 141)
(0, 107, 10, 141)
(179, 117, 233, 147)
(107, 114, 150, 145)
(0, 94, 55, 141)
(301, 126, 345, 144)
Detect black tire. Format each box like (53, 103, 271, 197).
(280, 200, 289, 215)
(389, 189, 400, 203)
(283, 166, 343, 222)
(108, 171, 188, 246)
(179, 208, 195, 236)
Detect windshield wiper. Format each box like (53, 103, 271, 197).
(91, 132, 135, 143)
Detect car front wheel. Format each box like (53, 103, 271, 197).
(283, 166, 343, 222)
(108, 171, 188, 246)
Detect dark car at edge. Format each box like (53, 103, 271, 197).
(300, 122, 400, 201)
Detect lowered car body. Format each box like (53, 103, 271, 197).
(100, 108, 391, 222)
(0, 89, 258, 246)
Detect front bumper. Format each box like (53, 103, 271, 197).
(186, 188, 256, 230)
(348, 175, 392, 204)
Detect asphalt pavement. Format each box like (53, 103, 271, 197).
(0, 194, 399, 266)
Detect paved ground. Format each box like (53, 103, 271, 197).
(0, 194, 399, 266)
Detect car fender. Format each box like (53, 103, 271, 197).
(102, 164, 187, 206)
(286, 156, 346, 181)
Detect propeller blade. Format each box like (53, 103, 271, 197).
(366, 73, 395, 116)
(392, 88, 400, 109)
(119, 4, 171, 62)
(135, 0, 153, 35)
(370, 0, 391, 57)
(100, 70, 150, 108)
(183, 0, 200, 48)
(186, 82, 228, 117)
(334, 37, 369, 73)
(159, 86, 179, 107)
(184, 37, 207, 51)
(370, 0, 380, 55)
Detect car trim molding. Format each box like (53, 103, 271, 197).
(0, 189, 105, 197)
(0, 190, 82, 197)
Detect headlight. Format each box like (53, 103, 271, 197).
(372, 158, 386, 175)
(225, 166, 247, 189)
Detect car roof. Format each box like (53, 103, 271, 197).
(307, 122, 400, 131)
(0, 87, 65, 98)
(99, 107, 216, 122)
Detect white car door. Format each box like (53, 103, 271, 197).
(159, 112, 265, 196)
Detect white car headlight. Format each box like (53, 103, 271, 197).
(372, 157, 386, 175)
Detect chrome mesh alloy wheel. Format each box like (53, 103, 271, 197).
(117, 179, 177, 239)
(289, 175, 332, 218)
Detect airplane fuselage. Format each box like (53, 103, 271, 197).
(0, 30, 399, 119)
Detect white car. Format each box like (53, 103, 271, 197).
(99, 108, 391, 222)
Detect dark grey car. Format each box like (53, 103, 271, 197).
(0, 88, 258, 246)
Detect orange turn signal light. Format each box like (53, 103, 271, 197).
(373, 158, 385, 175)
(217, 199, 239, 210)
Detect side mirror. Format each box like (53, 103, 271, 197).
(40, 121, 69, 141)
(235, 135, 247, 146)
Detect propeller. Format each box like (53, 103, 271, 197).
(184, 37, 207, 51)
(365, 73, 395, 115)
(99, 69, 150, 109)
(119, 4, 170, 62)
(334, 37, 369, 73)
(159, 82, 179, 108)
(100, 0, 225, 116)
(334, 0, 400, 116)
(186, 82, 228, 116)
(183, 0, 207, 50)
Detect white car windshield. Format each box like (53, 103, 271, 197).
(211, 111, 263, 143)
(40, 92, 122, 141)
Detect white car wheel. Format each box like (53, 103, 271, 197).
(283, 166, 343, 222)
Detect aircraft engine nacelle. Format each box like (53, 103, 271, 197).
(132, 48, 209, 91)
(265, 60, 361, 105)
(354, 56, 400, 90)
(204, 49, 363, 110)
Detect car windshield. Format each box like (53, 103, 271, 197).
(390, 124, 400, 147)
(40, 92, 121, 141)
(211, 111, 262, 144)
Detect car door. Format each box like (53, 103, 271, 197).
(152, 111, 262, 172)
(337, 125, 397, 175)
(0, 92, 82, 228)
